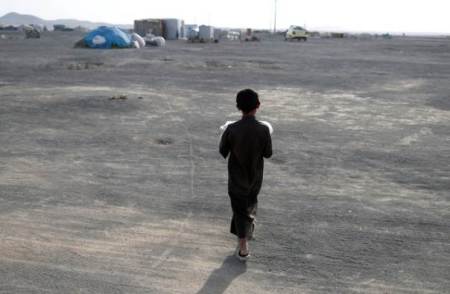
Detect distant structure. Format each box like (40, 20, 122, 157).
(184, 24, 199, 39)
(163, 19, 183, 40)
(199, 25, 214, 42)
(135, 17, 246, 43)
(23, 25, 40, 39)
(0, 25, 19, 31)
(330, 32, 345, 38)
(134, 18, 184, 40)
(73, 26, 88, 33)
(53, 24, 66, 31)
(53, 24, 76, 32)
(134, 19, 163, 37)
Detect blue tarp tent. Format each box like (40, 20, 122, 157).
(84, 26, 131, 49)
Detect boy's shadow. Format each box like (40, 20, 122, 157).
(197, 255, 247, 294)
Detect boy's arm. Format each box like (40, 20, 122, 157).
(263, 128, 272, 158)
(219, 128, 230, 158)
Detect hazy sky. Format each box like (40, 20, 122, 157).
(1, 0, 449, 33)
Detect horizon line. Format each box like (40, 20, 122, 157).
(1, 11, 449, 36)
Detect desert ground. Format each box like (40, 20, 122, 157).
(0, 31, 449, 293)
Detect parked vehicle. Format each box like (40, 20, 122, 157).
(285, 25, 308, 41)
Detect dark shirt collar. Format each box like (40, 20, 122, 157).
(241, 115, 256, 121)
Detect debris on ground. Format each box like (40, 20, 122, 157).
(67, 64, 82, 70)
(110, 95, 128, 100)
(155, 138, 174, 145)
(67, 62, 104, 70)
(145, 35, 166, 47)
(131, 33, 146, 49)
(24, 26, 41, 39)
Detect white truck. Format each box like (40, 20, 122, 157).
(285, 25, 308, 41)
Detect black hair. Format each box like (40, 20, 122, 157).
(236, 89, 260, 113)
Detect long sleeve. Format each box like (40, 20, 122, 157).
(263, 128, 272, 158)
(219, 128, 230, 158)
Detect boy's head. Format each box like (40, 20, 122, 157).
(236, 89, 260, 114)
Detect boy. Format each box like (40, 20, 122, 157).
(219, 89, 272, 261)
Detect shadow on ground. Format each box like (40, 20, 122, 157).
(197, 255, 247, 294)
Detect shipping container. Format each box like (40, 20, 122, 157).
(134, 19, 164, 37)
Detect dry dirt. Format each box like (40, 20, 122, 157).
(0, 31, 449, 293)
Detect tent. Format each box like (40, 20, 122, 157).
(84, 26, 131, 49)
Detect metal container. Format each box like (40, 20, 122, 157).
(213, 28, 222, 41)
(163, 19, 182, 40)
(184, 24, 199, 39)
(134, 19, 163, 37)
(180, 20, 185, 38)
(199, 25, 214, 42)
(53, 24, 66, 31)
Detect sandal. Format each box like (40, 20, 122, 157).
(235, 246, 250, 261)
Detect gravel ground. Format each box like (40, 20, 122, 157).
(0, 31, 449, 293)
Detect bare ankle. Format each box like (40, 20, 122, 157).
(239, 238, 249, 253)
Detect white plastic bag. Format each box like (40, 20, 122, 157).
(220, 120, 273, 134)
(131, 33, 146, 48)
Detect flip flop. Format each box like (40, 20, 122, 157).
(235, 246, 250, 261)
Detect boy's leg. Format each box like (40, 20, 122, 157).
(238, 238, 249, 256)
(229, 193, 253, 239)
(248, 202, 257, 240)
(247, 192, 258, 240)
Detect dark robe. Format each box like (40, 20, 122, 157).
(219, 115, 272, 239)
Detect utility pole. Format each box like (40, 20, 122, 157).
(273, 0, 278, 34)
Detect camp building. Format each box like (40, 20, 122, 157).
(134, 18, 184, 40)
